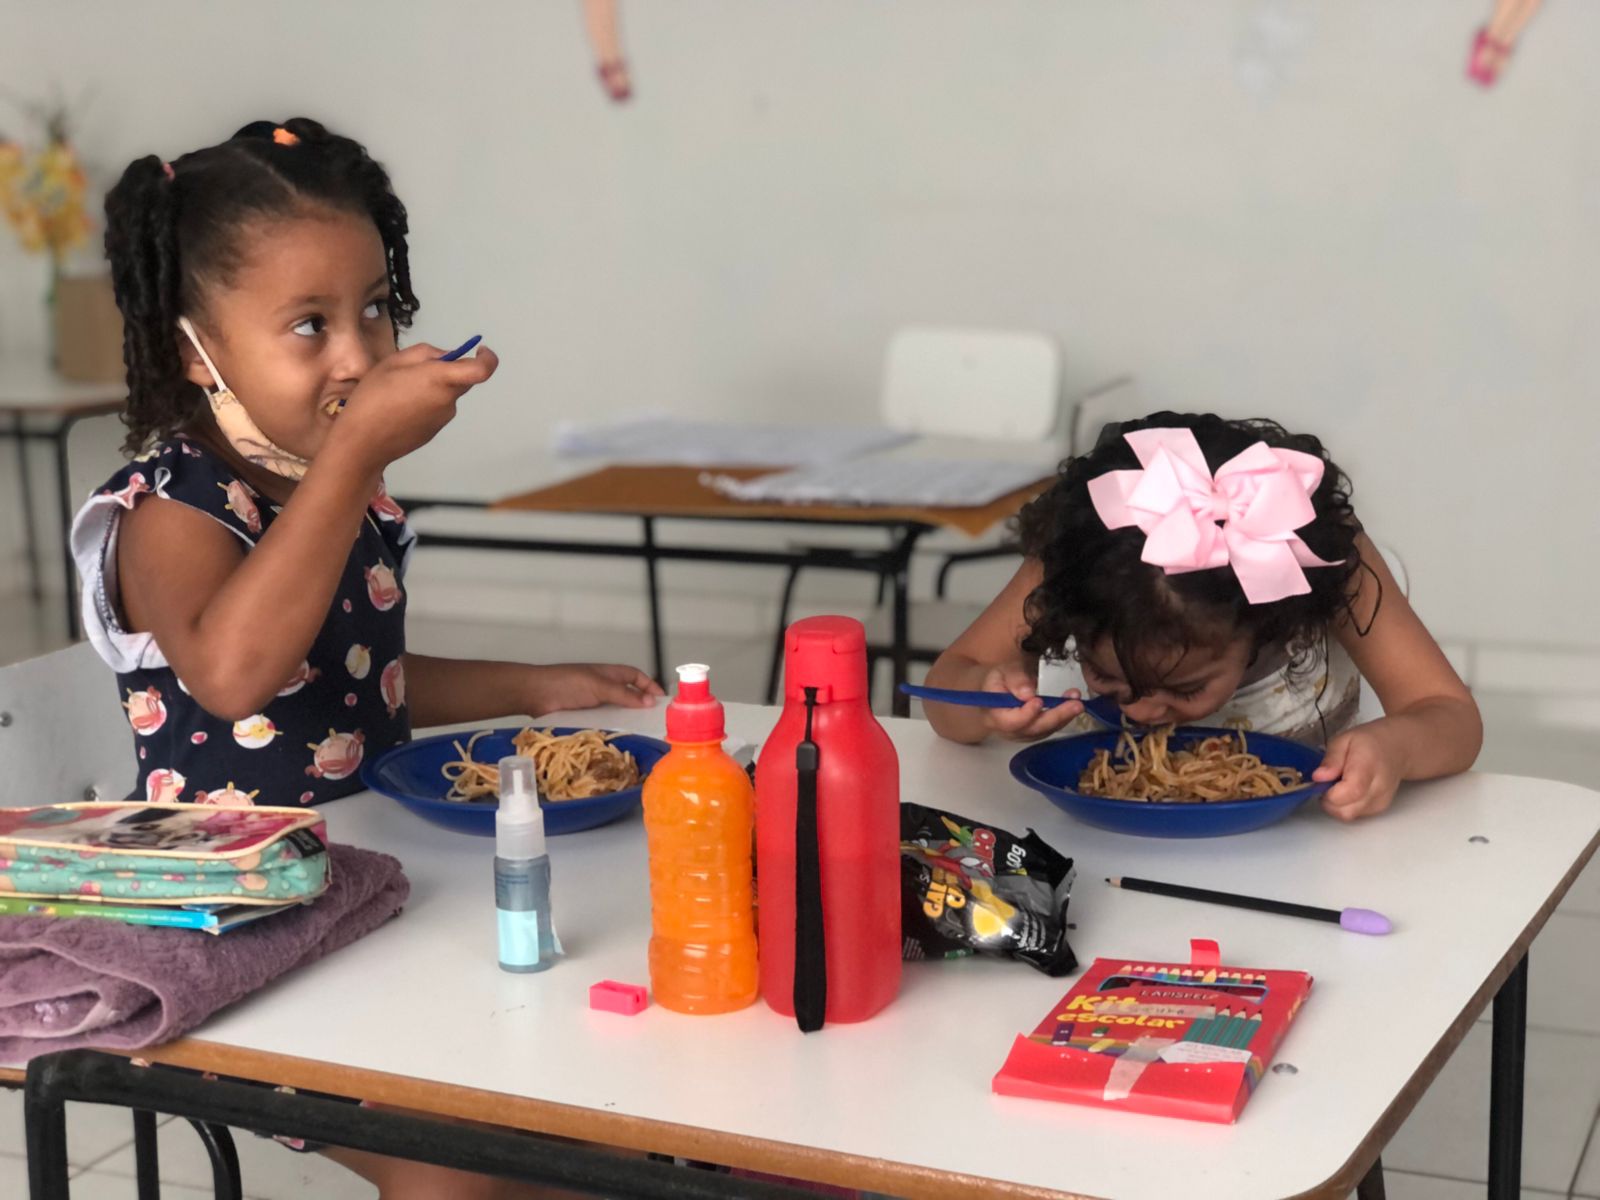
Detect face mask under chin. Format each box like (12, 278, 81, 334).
(177, 315, 313, 482)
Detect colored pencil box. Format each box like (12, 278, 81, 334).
(0, 803, 330, 906)
(992, 948, 1312, 1123)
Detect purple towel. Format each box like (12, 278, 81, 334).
(0, 843, 408, 1064)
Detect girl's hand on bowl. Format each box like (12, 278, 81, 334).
(1314, 723, 1404, 821)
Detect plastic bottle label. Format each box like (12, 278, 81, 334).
(499, 907, 542, 968)
(496, 856, 558, 972)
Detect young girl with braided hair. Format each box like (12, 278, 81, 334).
(79, 117, 661, 1199)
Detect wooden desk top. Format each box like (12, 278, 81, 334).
(492, 465, 1050, 538)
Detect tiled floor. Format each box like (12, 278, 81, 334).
(2, 595, 1599, 1197)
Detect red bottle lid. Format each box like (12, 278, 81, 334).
(783, 616, 868, 704)
(664, 663, 726, 743)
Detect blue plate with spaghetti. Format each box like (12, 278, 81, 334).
(362, 726, 670, 837)
(1009, 727, 1329, 839)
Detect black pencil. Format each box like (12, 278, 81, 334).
(1106, 876, 1392, 935)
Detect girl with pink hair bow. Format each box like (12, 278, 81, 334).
(924, 413, 1481, 822)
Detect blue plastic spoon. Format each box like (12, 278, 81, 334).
(897, 683, 1120, 727)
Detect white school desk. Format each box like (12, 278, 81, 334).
(18, 705, 1600, 1199)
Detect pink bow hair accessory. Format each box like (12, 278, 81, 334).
(1086, 427, 1341, 604)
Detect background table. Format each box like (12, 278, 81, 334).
(403, 464, 1049, 715)
(0, 363, 126, 639)
(17, 703, 1596, 1199)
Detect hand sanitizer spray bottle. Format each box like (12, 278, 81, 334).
(496, 755, 561, 973)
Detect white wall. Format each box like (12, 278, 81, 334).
(2, 0, 1596, 661)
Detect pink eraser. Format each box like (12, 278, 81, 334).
(590, 980, 649, 1015)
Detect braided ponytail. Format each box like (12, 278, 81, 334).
(104, 155, 196, 453)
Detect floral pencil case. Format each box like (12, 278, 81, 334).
(0, 803, 330, 906)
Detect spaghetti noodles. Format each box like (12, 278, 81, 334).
(441, 728, 641, 803)
(1077, 726, 1304, 803)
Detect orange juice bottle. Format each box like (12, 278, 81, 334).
(643, 664, 758, 1014)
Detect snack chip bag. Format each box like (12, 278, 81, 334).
(900, 803, 1076, 976)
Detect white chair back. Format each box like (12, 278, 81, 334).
(881, 327, 1061, 441)
(0, 641, 136, 807)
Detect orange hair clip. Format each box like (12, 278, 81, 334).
(272, 127, 300, 147)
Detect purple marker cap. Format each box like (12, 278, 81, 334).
(1339, 907, 1393, 936)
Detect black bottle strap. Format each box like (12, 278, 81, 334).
(793, 686, 826, 1032)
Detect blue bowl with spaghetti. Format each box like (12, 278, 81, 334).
(1009, 727, 1329, 839)
(362, 726, 670, 837)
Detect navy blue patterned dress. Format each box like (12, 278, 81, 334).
(70, 437, 413, 807)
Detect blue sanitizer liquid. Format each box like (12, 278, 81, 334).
(496, 854, 560, 973)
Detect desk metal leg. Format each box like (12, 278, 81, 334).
(765, 563, 805, 705)
(188, 1119, 244, 1200)
(133, 1109, 161, 1200)
(886, 528, 922, 719)
(13, 413, 43, 602)
(1488, 952, 1528, 1200)
(1355, 1155, 1386, 1200)
(640, 516, 666, 683)
(53, 423, 80, 640)
(23, 1074, 70, 1200)
(890, 562, 911, 717)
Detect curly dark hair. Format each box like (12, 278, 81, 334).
(102, 117, 419, 454)
(1015, 412, 1371, 698)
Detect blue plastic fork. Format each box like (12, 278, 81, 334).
(897, 683, 1121, 727)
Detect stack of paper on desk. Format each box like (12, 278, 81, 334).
(706, 458, 1051, 508)
(554, 417, 914, 466)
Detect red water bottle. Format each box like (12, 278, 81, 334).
(756, 616, 901, 1028)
